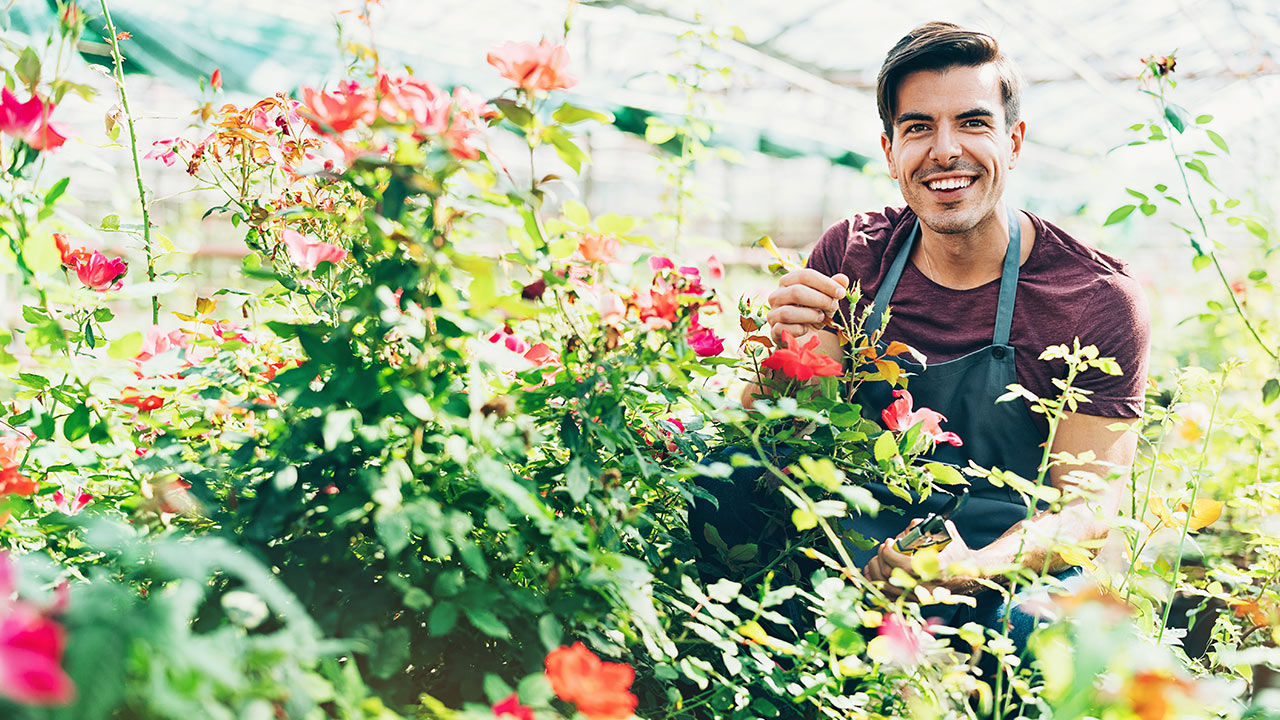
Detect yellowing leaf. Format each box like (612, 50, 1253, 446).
(875, 359, 901, 385)
(791, 508, 818, 531)
(737, 620, 770, 645)
(1053, 544, 1097, 571)
(756, 235, 799, 271)
(1180, 498, 1224, 530)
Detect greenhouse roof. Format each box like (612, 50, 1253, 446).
(7, 0, 1278, 171)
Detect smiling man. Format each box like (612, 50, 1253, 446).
(758, 22, 1151, 646)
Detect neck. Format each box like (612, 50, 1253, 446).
(912, 206, 1013, 290)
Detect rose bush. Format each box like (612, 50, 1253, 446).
(0, 7, 1276, 720)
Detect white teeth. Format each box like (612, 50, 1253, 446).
(927, 177, 972, 191)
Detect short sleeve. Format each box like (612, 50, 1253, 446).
(806, 219, 850, 277)
(1070, 275, 1151, 417)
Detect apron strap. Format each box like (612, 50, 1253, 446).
(868, 208, 1024, 347)
(992, 208, 1022, 347)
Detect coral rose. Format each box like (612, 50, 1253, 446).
(545, 642, 637, 720)
(487, 40, 578, 93)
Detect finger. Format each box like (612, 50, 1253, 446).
(767, 284, 841, 313)
(878, 539, 913, 572)
(832, 272, 850, 290)
(778, 268, 847, 299)
(766, 306, 826, 329)
(942, 519, 969, 550)
(769, 324, 811, 344)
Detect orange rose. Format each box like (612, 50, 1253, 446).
(545, 642, 637, 720)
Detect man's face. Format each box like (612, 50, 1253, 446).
(880, 64, 1025, 237)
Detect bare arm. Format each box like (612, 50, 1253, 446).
(865, 412, 1140, 593)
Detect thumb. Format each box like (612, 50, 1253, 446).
(833, 273, 850, 290)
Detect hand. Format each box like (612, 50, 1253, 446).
(766, 269, 850, 346)
(863, 520, 978, 599)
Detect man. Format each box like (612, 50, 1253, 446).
(737, 22, 1150, 641)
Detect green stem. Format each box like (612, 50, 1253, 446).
(98, 0, 158, 324)
(1155, 365, 1226, 644)
(1154, 82, 1275, 361)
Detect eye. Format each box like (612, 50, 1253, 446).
(903, 123, 929, 134)
(963, 118, 990, 128)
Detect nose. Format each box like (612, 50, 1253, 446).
(929, 124, 962, 166)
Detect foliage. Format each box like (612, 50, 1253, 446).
(0, 8, 1276, 720)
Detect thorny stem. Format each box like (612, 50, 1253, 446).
(1156, 364, 1227, 644)
(99, 0, 158, 324)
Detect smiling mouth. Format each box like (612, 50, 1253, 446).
(926, 177, 974, 191)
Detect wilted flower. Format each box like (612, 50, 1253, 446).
(487, 40, 578, 93)
(74, 251, 128, 291)
(866, 613, 930, 669)
(882, 389, 962, 447)
(545, 642, 637, 720)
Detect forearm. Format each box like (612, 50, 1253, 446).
(971, 492, 1118, 578)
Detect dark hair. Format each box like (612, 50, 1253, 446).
(876, 22, 1022, 139)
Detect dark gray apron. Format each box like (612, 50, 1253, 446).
(843, 208, 1045, 567)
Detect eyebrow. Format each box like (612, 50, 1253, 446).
(894, 107, 997, 126)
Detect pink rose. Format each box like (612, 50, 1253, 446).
(486, 40, 578, 93)
(281, 229, 347, 271)
(74, 251, 127, 291)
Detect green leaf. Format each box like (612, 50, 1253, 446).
(322, 409, 360, 450)
(1243, 219, 1270, 242)
(1124, 188, 1149, 201)
(547, 130, 588, 173)
(44, 177, 70, 207)
(483, 674, 515, 703)
(645, 122, 677, 145)
(100, 214, 120, 230)
(428, 602, 459, 636)
(565, 459, 590, 503)
(22, 232, 59, 273)
(1163, 103, 1190, 133)
(492, 98, 533, 129)
(925, 462, 967, 486)
(464, 606, 510, 639)
(537, 614, 563, 651)
(1184, 158, 1211, 185)
(561, 200, 590, 226)
(726, 543, 758, 562)
(597, 213, 635, 235)
(1191, 254, 1212, 271)
(553, 103, 614, 125)
(1104, 205, 1136, 226)
(1205, 130, 1229, 153)
(1263, 379, 1280, 406)
(64, 404, 91, 442)
(874, 431, 898, 463)
(15, 47, 40, 88)
(107, 331, 143, 360)
(1195, 114, 1213, 124)
(517, 674, 555, 705)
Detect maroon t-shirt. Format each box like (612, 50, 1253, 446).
(807, 206, 1150, 430)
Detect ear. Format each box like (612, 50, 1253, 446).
(1007, 119, 1027, 169)
(880, 132, 897, 180)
